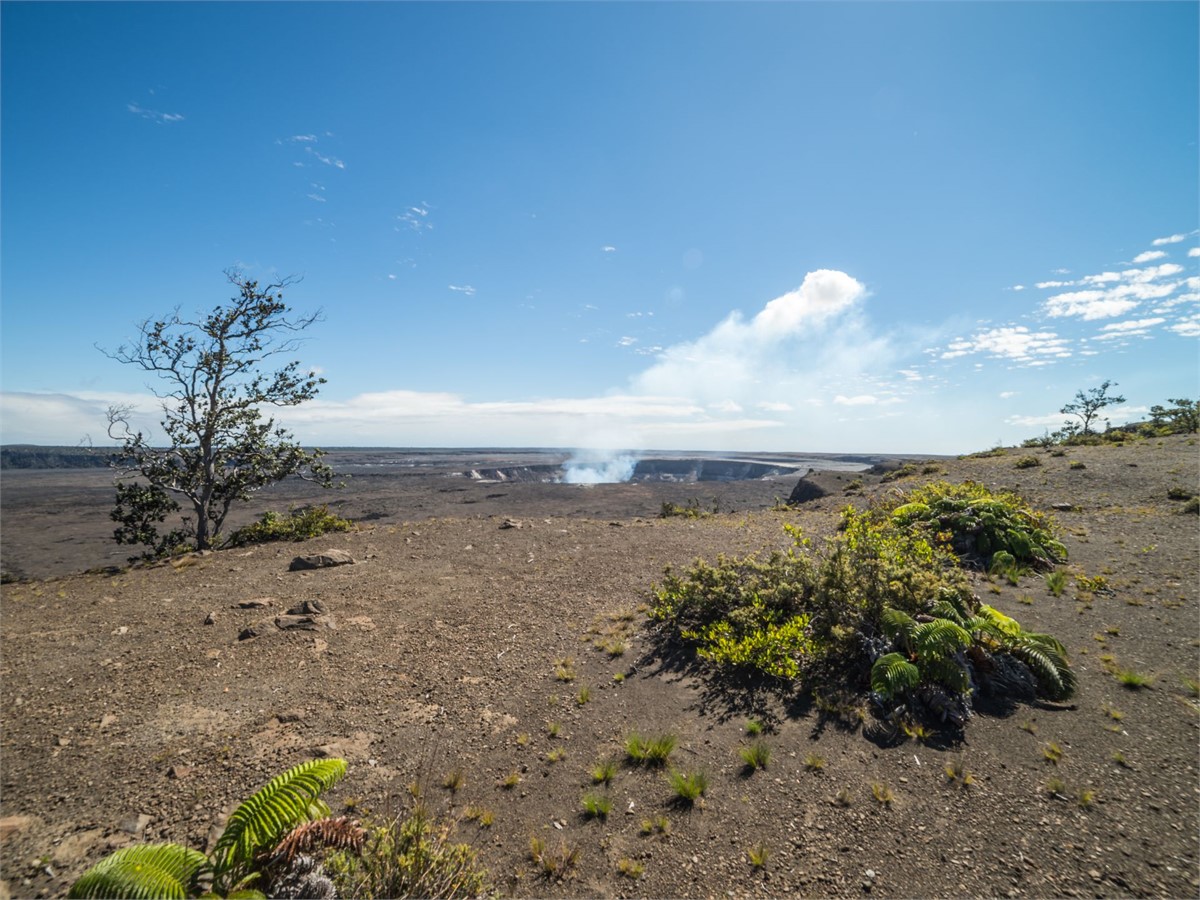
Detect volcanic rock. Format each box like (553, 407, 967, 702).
(288, 550, 355, 571)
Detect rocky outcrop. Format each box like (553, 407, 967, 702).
(787, 475, 830, 505)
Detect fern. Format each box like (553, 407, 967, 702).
(69, 843, 210, 899)
(879, 607, 917, 650)
(1007, 635, 1076, 701)
(871, 653, 920, 699)
(911, 619, 971, 658)
(211, 758, 347, 892)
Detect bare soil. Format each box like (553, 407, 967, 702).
(1, 438, 1197, 899)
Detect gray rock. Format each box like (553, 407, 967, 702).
(288, 550, 355, 571)
(499, 518, 523, 530)
(238, 624, 267, 641)
(119, 814, 151, 835)
(204, 612, 217, 625)
(287, 599, 329, 616)
(275, 615, 319, 631)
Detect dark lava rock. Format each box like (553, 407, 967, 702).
(287, 599, 329, 616)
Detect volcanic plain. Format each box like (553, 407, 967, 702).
(1, 439, 1197, 898)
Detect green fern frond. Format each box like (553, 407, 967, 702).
(930, 599, 968, 627)
(920, 656, 971, 694)
(211, 758, 346, 890)
(1006, 643, 1076, 702)
(69, 843, 209, 899)
(880, 607, 917, 650)
(911, 619, 971, 659)
(1019, 630, 1069, 657)
(871, 652, 920, 700)
(976, 604, 1022, 637)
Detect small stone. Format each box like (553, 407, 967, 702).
(56, 737, 70, 748)
(275, 615, 319, 631)
(1089, 869, 1102, 881)
(99, 714, 117, 729)
(119, 814, 151, 835)
(1051, 502, 1074, 511)
(238, 624, 266, 641)
(499, 518, 522, 530)
(167, 765, 192, 780)
(236, 598, 274, 609)
(203, 612, 217, 625)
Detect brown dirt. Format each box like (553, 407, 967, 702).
(1, 438, 1197, 899)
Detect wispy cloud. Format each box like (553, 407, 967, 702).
(306, 147, 345, 169)
(127, 102, 184, 124)
(1152, 233, 1187, 246)
(939, 325, 1070, 364)
(448, 284, 476, 297)
(398, 203, 433, 232)
(1132, 250, 1167, 264)
(601, 245, 617, 253)
(1092, 317, 1166, 340)
(616, 336, 637, 347)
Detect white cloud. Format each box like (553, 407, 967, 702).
(632, 270, 872, 408)
(601, 245, 617, 253)
(1041, 264, 1185, 321)
(1152, 233, 1187, 245)
(306, 193, 326, 203)
(939, 326, 1069, 363)
(708, 400, 743, 414)
(1035, 280, 1072, 289)
(1168, 314, 1200, 338)
(898, 369, 922, 381)
(127, 102, 184, 124)
(448, 285, 476, 297)
(1132, 250, 1167, 264)
(1011, 285, 1026, 291)
(756, 401, 793, 412)
(616, 336, 637, 347)
(1098, 317, 1165, 334)
(1189, 248, 1200, 258)
(834, 394, 878, 406)
(288, 134, 318, 143)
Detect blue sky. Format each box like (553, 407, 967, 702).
(2, 1, 1197, 454)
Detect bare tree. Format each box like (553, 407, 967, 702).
(1060, 380, 1126, 436)
(104, 270, 334, 555)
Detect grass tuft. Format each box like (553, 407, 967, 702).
(580, 792, 612, 820)
(739, 741, 771, 772)
(625, 732, 677, 767)
(667, 769, 708, 805)
(871, 782, 894, 807)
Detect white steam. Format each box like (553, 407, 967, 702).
(560, 452, 639, 484)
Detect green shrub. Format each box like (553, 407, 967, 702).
(660, 498, 718, 519)
(228, 504, 353, 546)
(890, 480, 1066, 570)
(1167, 486, 1197, 501)
(667, 769, 708, 805)
(1014, 455, 1042, 469)
(649, 486, 1075, 730)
